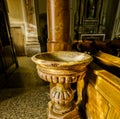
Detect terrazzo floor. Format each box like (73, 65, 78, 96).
(0, 56, 50, 119)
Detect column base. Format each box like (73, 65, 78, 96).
(48, 101, 80, 119)
(47, 42, 71, 52)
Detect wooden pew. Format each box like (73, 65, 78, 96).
(94, 51, 120, 67)
(72, 40, 120, 56)
(85, 63, 120, 119)
(77, 51, 120, 119)
(93, 51, 120, 77)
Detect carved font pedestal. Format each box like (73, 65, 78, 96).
(32, 51, 92, 119)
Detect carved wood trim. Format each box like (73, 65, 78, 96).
(89, 63, 120, 109)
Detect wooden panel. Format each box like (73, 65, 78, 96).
(0, 11, 10, 46)
(11, 27, 25, 56)
(107, 105, 120, 119)
(2, 46, 15, 69)
(86, 83, 109, 119)
(0, 55, 3, 72)
(84, 62, 120, 119)
(89, 63, 120, 110)
(0, 0, 18, 81)
(95, 76, 120, 109)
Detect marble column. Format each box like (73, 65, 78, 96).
(23, 0, 40, 56)
(47, 0, 71, 51)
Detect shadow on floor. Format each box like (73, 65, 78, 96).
(0, 56, 50, 119)
(4, 56, 49, 89)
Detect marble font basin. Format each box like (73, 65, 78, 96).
(32, 51, 93, 68)
(32, 51, 93, 84)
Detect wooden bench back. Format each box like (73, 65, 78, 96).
(93, 51, 120, 77)
(80, 62, 120, 119)
(78, 51, 120, 119)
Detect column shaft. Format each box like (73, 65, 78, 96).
(47, 0, 71, 51)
